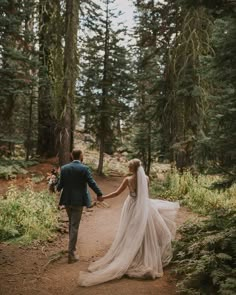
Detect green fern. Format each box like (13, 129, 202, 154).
(0, 186, 58, 244)
(173, 210, 236, 294)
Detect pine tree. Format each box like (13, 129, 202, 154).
(131, 0, 178, 173)
(37, 0, 63, 158)
(0, 0, 38, 158)
(201, 16, 236, 168)
(177, 0, 236, 171)
(78, 0, 132, 174)
(58, 0, 79, 165)
(164, 4, 213, 171)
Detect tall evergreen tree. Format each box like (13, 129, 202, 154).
(58, 0, 79, 165)
(131, 0, 178, 173)
(176, 0, 236, 170)
(0, 0, 38, 157)
(200, 16, 236, 168)
(78, 0, 132, 174)
(37, 0, 63, 158)
(164, 4, 213, 170)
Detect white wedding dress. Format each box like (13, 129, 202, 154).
(79, 166, 179, 286)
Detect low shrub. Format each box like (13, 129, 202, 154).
(150, 170, 236, 214)
(0, 186, 58, 244)
(0, 159, 38, 179)
(151, 170, 236, 294)
(173, 209, 236, 295)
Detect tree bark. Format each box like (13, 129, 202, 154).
(97, 0, 110, 175)
(58, 0, 79, 166)
(37, 0, 59, 157)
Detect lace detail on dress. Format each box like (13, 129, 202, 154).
(130, 191, 136, 198)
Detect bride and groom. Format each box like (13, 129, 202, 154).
(57, 149, 179, 286)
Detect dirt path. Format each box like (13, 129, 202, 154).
(0, 175, 193, 295)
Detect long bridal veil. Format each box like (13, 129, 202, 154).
(79, 166, 179, 287)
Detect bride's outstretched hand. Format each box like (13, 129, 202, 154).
(103, 178, 128, 200)
(102, 193, 117, 200)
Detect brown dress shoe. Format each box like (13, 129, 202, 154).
(68, 255, 79, 264)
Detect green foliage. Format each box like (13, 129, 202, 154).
(0, 165, 27, 180)
(173, 210, 236, 294)
(0, 0, 235, 176)
(78, 0, 132, 173)
(199, 16, 236, 168)
(0, 186, 58, 244)
(130, 0, 175, 174)
(151, 170, 236, 214)
(0, 0, 38, 157)
(31, 174, 45, 184)
(163, 5, 213, 169)
(131, 0, 236, 175)
(37, 0, 63, 158)
(0, 159, 38, 179)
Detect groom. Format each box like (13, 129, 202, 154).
(57, 149, 103, 264)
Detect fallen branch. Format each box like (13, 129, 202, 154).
(95, 201, 110, 208)
(43, 250, 67, 270)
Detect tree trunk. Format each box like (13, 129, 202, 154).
(97, 136, 105, 175)
(97, 0, 110, 175)
(58, 0, 79, 166)
(146, 122, 152, 176)
(25, 95, 33, 161)
(37, 0, 58, 157)
(0, 1, 17, 138)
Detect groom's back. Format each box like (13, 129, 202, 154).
(62, 162, 88, 188)
(58, 161, 89, 206)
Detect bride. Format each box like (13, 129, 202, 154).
(79, 159, 180, 287)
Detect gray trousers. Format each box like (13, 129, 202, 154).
(66, 206, 83, 256)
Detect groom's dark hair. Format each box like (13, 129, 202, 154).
(72, 149, 82, 160)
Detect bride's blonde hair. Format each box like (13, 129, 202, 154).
(128, 159, 141, 173)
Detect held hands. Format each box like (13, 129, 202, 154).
(101, 192, 117, 200)
(97, 195, 104, 202)
(97, 192, 118, 202)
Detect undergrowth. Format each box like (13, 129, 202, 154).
(0, 185, 58, 244)
(150, 170, 236, 214)
(172, 209, 236, 295)
(150, 170, 236, 294)
(0, 159, 38, 179)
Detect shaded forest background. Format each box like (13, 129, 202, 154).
(0, 2, 236, 294)
(0, 0, 236, 176)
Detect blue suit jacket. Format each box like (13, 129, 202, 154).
(57, 160, 102, 206)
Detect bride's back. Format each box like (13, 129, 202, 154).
(127, 175, 137, 195)
(127, 174, 149, 197)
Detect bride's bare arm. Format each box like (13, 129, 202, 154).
(103, 178, 128, 199)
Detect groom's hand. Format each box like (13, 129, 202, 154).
(97, 195, 104, 202)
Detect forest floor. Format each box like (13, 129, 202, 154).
(0, 159, 195, 295)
